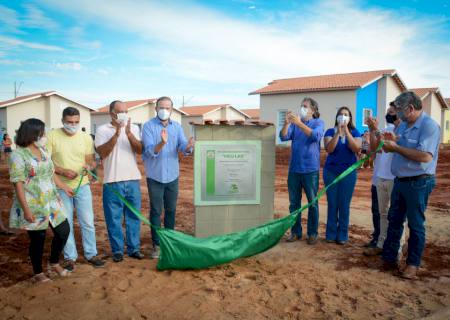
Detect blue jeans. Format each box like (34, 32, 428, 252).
(382, 176, 435, 266)
(288, 171, 319, 237)
(323, 169, 357, 242)
(58, 184, 97, 261)
(371, 184, 380, 244)
(147, 178, 179, 246)
(103, 180, 141, 256)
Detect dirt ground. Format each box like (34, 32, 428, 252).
(0, 146, 449, 320)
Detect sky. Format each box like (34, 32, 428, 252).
(0, 0, 449, 109)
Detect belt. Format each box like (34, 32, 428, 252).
(397, 174, 433, 182)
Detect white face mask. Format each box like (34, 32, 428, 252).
(63, 123, 79, 134)
(116, 112, 129, 124)
(34, 136, 47, 148)
(299, 106, 309, 120)
(337, 114, 350, 125)
(157, 109, 171, 121)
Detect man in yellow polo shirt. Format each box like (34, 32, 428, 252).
(47, 107, 105, 271)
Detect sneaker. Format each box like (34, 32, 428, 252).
(151, 246, 160, 259)
(62, 259, 75, 272)
(112, 253, 124, 263)
(129, 252, 144, 260)
(307, 235, 318, 245)
(87, 256, 105, 268)
(286, 234, 301, 242)
(336, 240, 347, 245)
(363, 247, 382, 256)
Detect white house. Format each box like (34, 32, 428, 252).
(91, 99, 187, 134)
(180, 104, 250, 137)
(249, 69, 407, 144)
(0, 91, 94, 140)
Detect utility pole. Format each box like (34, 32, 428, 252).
(14, 81, 23, 98)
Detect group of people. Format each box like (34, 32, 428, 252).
(281, 91, 440, 280)
(2, 91, 440, 282)
(5, 96, 193, 282)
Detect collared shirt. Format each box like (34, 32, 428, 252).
(94, 123, 142, 183)
(391, 112, 440, 178)
(373, 124, 396, 181)
(142, 117, 191, 183)
(279, 118, 324, 174)
(324, 127, 362, 174)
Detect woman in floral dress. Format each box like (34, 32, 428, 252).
(9, 118, 73, 282)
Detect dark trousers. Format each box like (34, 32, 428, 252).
(382, 177, 435, 266)
(371, 184, 380, 244)
(147, 178, 179, 246)
(27, 219, 70, 274)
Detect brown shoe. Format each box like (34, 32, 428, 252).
(286, 234, 301, 242)
(307, 235, 318, 245)
(400, 265, 419, 280)
(363, 247, 382, 256)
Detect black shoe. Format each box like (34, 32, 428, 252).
(112, 253, 123, 263)
(129, 252, 144, 260)
(62, 259, 75, 272)
(336, 240, 347, 245)
(363, 240, 377, 248)
(88, 256, 105, 268)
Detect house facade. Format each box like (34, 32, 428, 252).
(250, 69, 406, 144)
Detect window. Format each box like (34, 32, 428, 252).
(363, 108, 373, 126)
(277, 109, 288, 144)
(446, 120, 449, 131)
(93, 124, 97, 134)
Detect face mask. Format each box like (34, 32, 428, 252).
(337, 114, 349, 125)
(34, 136, 47, 148)
(157, 109, 171, 121)
(385, 114, 397, 124)
(116, 112, 129, 124)
(63, 123, 79, 134)
(299, 107, 309, 120)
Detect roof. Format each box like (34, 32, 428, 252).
(410, 88, 448, 109)
(241, 108, 260, 119)
(0, 91, 95, 111)
(180, 104, 250, 118)
(95, 99, 157, 114)
(94, 99, 187, 115)
(250, 69, 407, 95)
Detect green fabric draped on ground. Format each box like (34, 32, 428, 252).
(79, 142, 383, 270)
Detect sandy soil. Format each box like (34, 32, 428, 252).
(0, 147, 449, 320)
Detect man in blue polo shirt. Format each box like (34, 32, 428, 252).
(142, 96, 195, 259)
(280, 97, 325, 245)
(381, 91, 440, 280)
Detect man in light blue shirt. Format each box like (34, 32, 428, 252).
(280, 97, 324, 245)
(142, 96, 194, 259)
(381, 91, 440, 280)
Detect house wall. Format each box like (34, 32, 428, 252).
(182, 115, 203, 138)
(377, 76, 403, 129)
(227, 107, 247, 121)
(443, 109, 450, 144)
(49, 95, 91, 133)
(0, 108, 6, 132)
(91, 113, 111, 134)
(6, 97, 48, 140)
(259, 90, 356, 144)
(356, 80, 378, 133)
(429, 93, 442, 130)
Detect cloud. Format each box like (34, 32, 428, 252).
(55, 62, 83, 71)
(22, 4, 58, 30)
(0, 5, 22, 33)
(0, 35, 63, 51)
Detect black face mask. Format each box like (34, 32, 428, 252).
(385, 114, 397, 124)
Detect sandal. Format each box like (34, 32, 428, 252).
(48, 263, 70, 277)
(33, 273, 51, 283)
